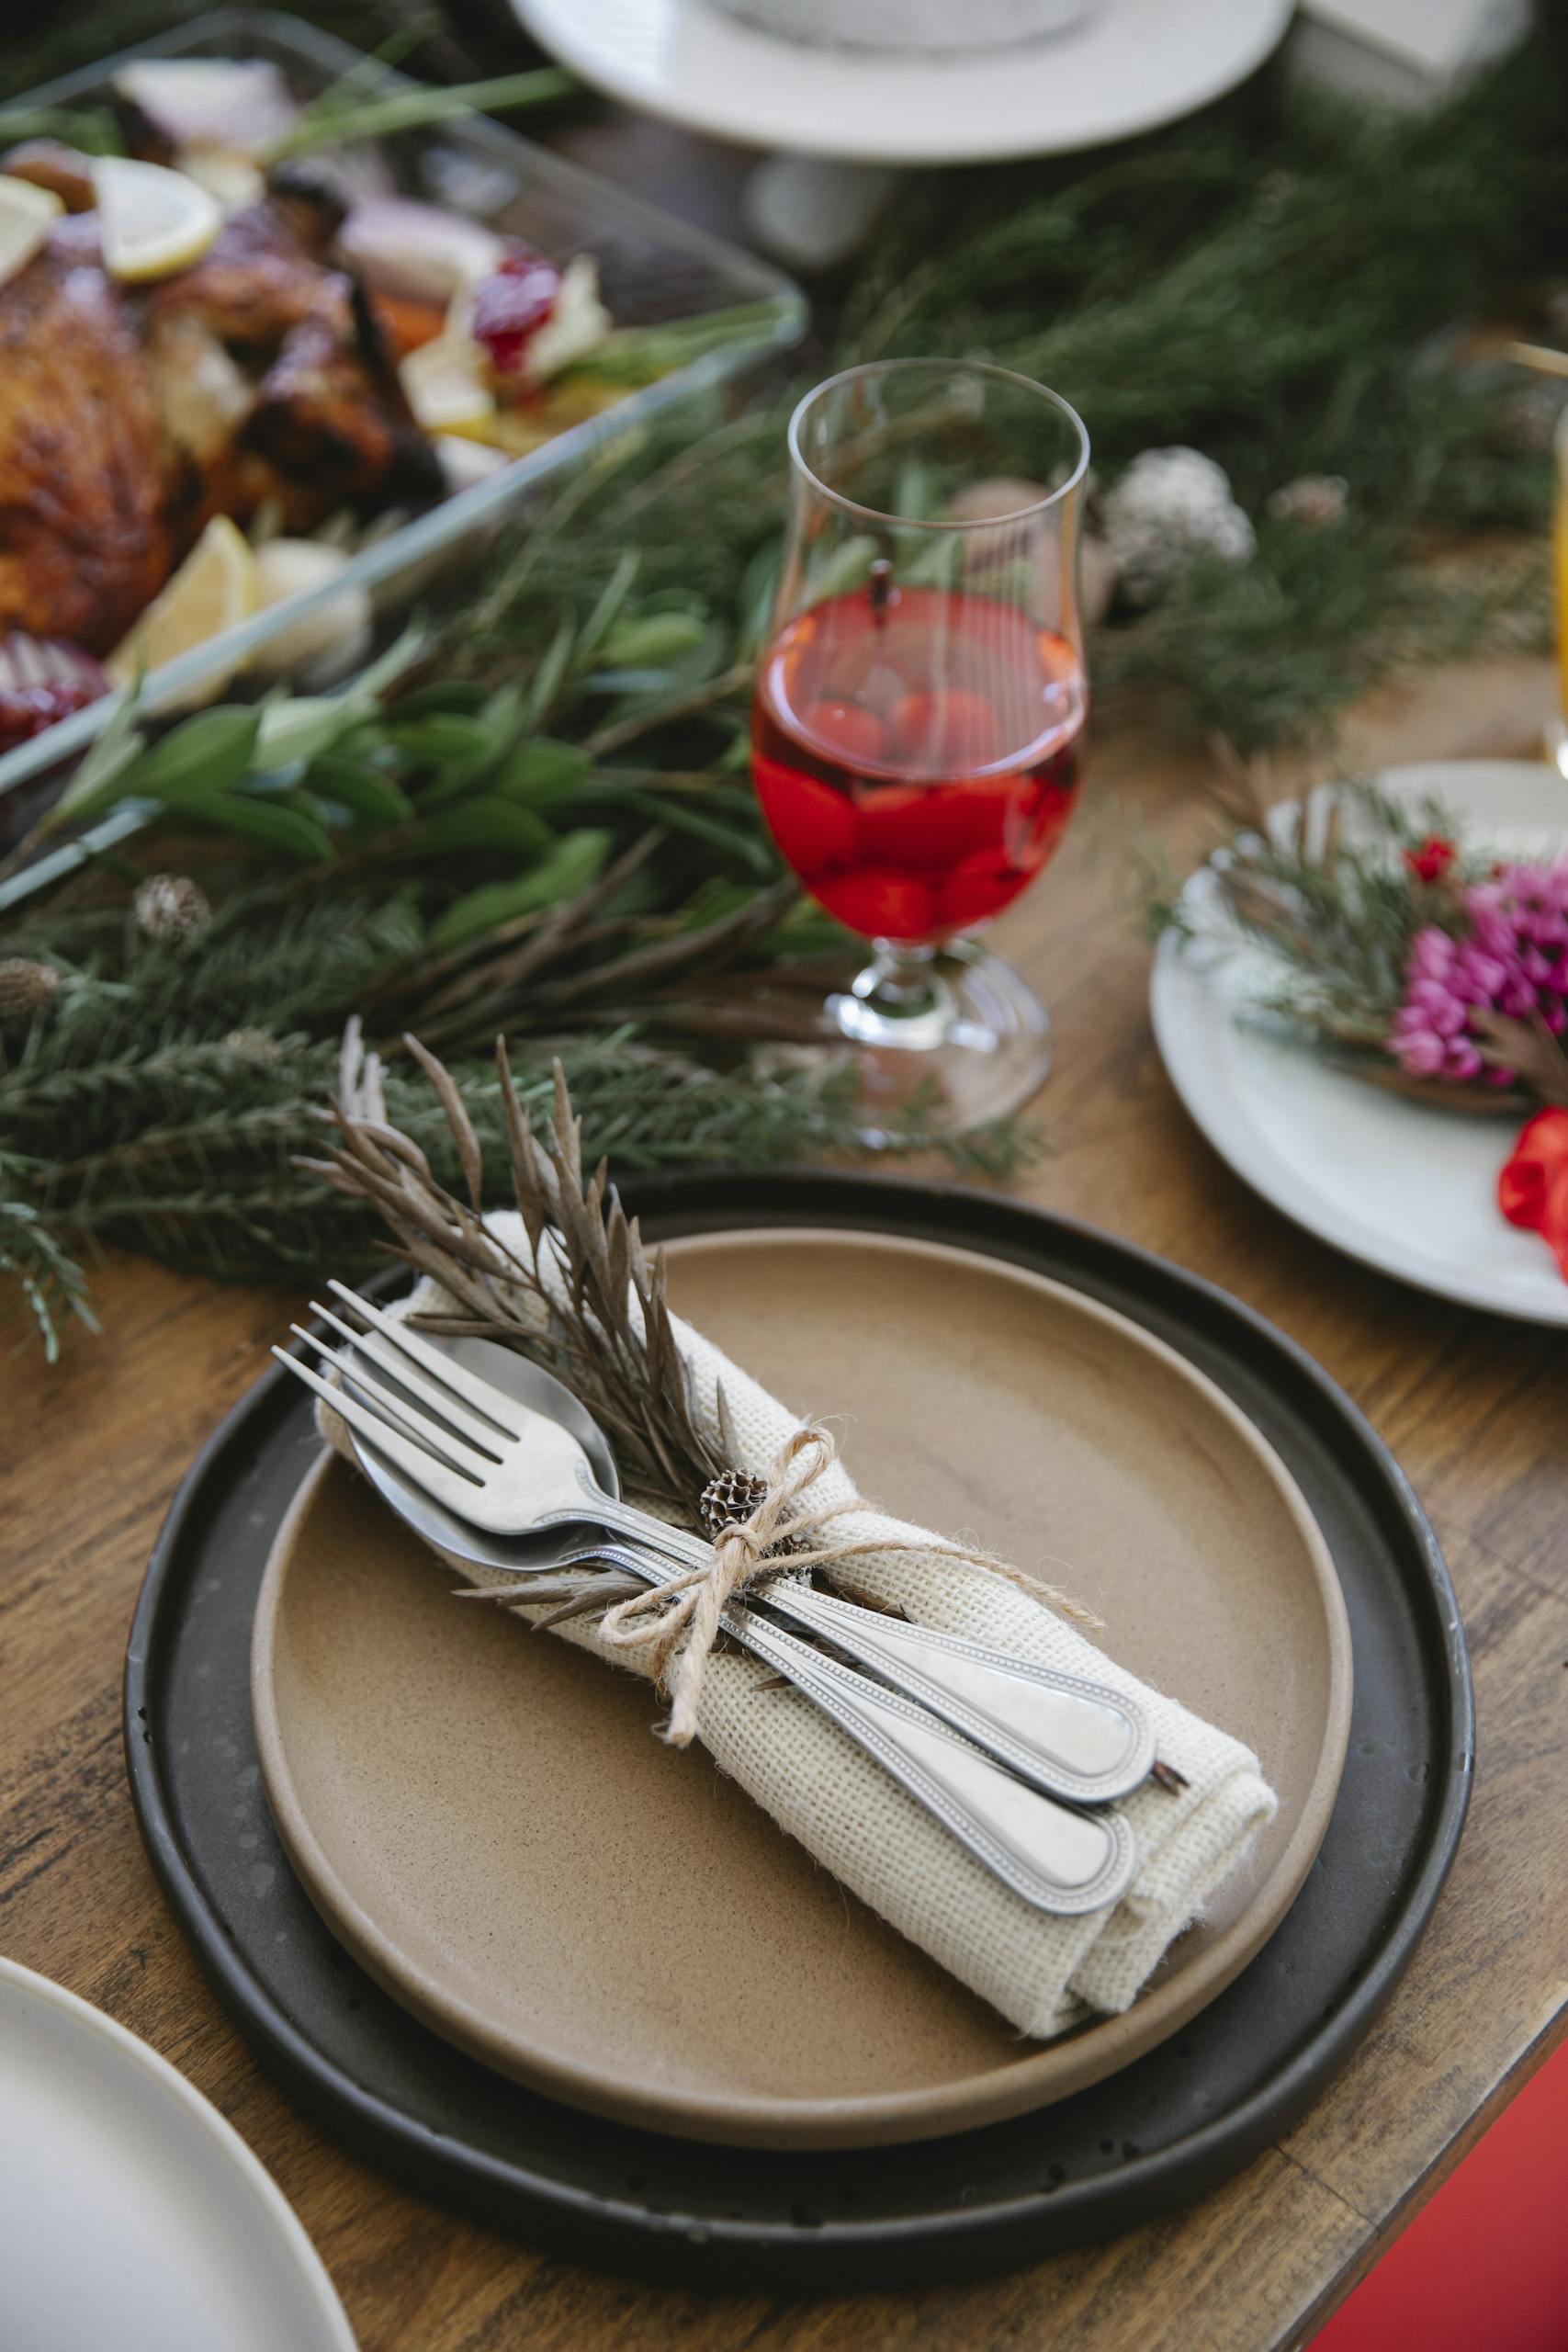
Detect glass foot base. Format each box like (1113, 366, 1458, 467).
(756, 945, 1053, 1142)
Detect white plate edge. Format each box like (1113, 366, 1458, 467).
(1149, 758, 1568, 1327)
(0, 1955, 356, 2352)
(510, 0, 1294, 164)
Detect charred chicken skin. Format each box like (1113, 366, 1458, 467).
(0, 150, 440, 654)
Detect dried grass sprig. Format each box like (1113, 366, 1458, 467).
(316, 1022, 726, 1514)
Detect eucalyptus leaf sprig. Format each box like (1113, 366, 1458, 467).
(22, 552, 748, 944)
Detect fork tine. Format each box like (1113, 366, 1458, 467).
(289, 1326, 497, 1476)
(272, 1348, 485, 1508)
(306, 1303, 512, 1462)
(325, 1281, 528, 1436)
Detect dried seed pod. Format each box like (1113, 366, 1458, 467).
(133, 872, 212, 941)
(0, 956, 60, 1023)
(698, 1467, 770, 1540)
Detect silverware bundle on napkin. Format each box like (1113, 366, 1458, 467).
(280, 1279, 1156, 1917)
(275, 1220, 1279, 2041)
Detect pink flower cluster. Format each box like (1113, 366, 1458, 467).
(1393, 859, 1568, 1084)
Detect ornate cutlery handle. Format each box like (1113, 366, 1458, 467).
(578, 1489, 1155, 1807)
(759, 1586, 1154, 1806)
(590, 1543, 1136, 1918)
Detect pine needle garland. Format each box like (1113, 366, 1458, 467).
(4, 4, 1568, 1351)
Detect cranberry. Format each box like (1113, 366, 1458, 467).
(0, 676, 101, 756)
(817, 868, 937, 943)
(855, 782, 982, 871)
(888, 688, 998, 774)
(469, 248, 563, 375)
(1404, 835, 1458, 885)
(753, 756, 856, 877)
(935, 855, 1032, 933)
(799, 699, 888, 767)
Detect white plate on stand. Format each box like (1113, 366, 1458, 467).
(511, 0, 1293, 164)
(1151, 759, 1568, 1326)
(0, 1956, 355, 2352)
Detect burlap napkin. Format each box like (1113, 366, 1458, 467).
(320, 1211, 1276, 2039)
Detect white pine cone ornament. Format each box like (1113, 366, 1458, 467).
(133, 873, 212, 941)
(0, 956, 60, 1023)
(1102, 447, 1256, 607)
(1267, 473, 1349, 529)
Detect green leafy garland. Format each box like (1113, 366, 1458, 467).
(4, 8, 1568, 1351)
(0, 591, 1026, 1357)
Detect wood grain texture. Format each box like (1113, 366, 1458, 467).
(3, 652, 1567, 2352)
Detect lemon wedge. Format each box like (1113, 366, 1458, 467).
(400, 333, 497, 437)
(0, 175, 62, 291)
(107, 515, 257, 692)
(93, 156, 221, 284)
(176, 147, 266, 215)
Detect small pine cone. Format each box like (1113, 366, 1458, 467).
(698, 1467, 770, 1540)
(0, 956, 60, 1023)
(1267, 473, 1349, 529)
(134, 872, 212, 941)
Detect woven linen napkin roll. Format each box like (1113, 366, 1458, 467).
(321, 1212, 1277, 2039)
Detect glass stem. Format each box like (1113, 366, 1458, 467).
(832, 939, 958, 1051)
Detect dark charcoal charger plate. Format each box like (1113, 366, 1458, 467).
(124, 1175, 1472, 2292)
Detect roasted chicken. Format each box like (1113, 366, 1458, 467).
(0, 212, 174, 654)
(0, 148, 440, 656)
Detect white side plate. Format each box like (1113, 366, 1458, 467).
(511, 0, 1293, 164)
(1150, 759, 1568, 1326)
(0, 1956, 355, 2352)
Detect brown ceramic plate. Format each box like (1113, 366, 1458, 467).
(252, 1229, 1352, 2150)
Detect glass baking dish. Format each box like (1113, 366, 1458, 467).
(0, 6, 804, 815)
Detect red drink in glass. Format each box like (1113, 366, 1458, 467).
(752, 582, 1086, 945)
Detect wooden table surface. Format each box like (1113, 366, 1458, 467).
(3, 650, 1566, 2352)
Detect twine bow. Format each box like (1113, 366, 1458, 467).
(595, 1422, 1103, 1747)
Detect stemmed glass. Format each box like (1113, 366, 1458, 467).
(751, 358, 1089, 1133)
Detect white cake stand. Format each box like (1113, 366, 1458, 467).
(509, 0, 1294, 164)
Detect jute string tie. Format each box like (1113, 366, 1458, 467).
(593, 1423, 1104, 1747)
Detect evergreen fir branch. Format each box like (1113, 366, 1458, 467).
(0, 1159, 98, 1363)
(4, 1010, 1031, 1329)
(3, 0, 1563, 1353)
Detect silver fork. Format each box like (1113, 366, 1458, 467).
(284, 1281, 1156, 1811)
(274, 1327, 1139, 1917)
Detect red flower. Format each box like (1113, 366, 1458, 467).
(1404, 836, 1457, 884)
(1499, 1109, 1568, 1281)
